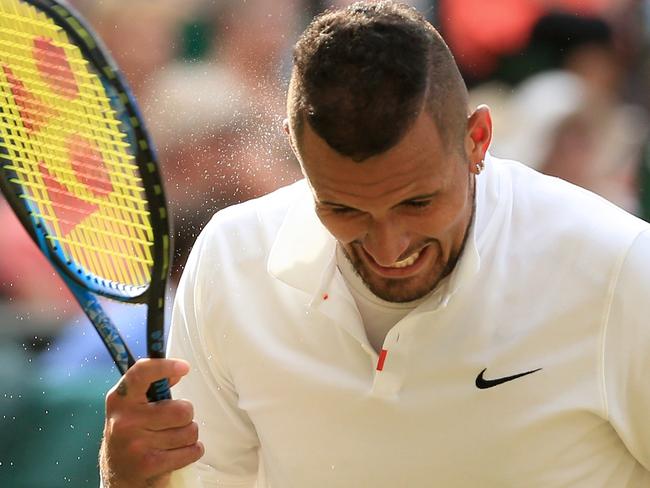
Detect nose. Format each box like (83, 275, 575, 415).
(361, 217, 410, 267)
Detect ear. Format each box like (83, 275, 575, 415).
(283, 117, 299, 157)
(464, 105, 492, 174)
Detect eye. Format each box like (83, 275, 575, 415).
(316, 202, 361, 215)
(329, 205, 358, 215)
(402, 199, 432, 209)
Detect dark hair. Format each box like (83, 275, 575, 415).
(289, 1, 468, 161)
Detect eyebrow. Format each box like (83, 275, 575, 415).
(319, 191, 439, 209)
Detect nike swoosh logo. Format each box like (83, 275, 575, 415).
(475, 367, 542, 389)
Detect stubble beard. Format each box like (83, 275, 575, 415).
(343, 239, 457, 303)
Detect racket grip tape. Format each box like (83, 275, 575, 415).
(147, 378, 172, 402)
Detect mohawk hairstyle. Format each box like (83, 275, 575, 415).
(289, 1, 468, 161)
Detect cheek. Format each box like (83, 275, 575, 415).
(316, 213, 367, 244)
(404, 213, 453, 239)
(416, 194, 471, 238)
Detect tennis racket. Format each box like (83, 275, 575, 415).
(0, 0, 171, 401)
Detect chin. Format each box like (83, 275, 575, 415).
(344, 245, 445, 303)
(359, 267, 446, 303)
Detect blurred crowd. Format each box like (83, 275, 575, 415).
(0, 0, 649, 486)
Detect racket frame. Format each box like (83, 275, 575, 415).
(0, 0, 172, 398)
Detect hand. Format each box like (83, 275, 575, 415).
(100, 358, 204, 488)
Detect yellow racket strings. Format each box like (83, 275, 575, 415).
(0, 0, 154, 288)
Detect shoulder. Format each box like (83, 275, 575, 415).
(480, 155, 650, 294)
(490, 155, 649, 249)
(196, 179, 310, 262)
(174, 179, 312, 324)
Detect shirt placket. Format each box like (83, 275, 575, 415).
(369, 326, 405, 399)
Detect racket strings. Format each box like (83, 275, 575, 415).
(0, 77, 127, 137)
(10, 166, 150, 209)
(0, 0, 154, 287)
(0, 40, 119, 109)
(28, 208, 151, 237)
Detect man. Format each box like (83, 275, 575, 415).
(100, 2, 650, 487)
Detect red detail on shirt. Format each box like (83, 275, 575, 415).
(376, 349, 388, 371)
(38, 161, 98, 236)
(33, 37, 79, 100)
(322, 293, 329, 300)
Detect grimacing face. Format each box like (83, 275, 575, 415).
(287, 108, 491, 303)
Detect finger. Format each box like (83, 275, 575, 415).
(114, 358, 190, 403)
(144, 399, 195, 431)
(150, 422, 199, 450)
(167, 373, 185, 389)
(142, 442, 205, 477)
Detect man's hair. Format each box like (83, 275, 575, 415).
(289, 1, 469, 161)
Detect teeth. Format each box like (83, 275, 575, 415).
(390, 251, 420, 268)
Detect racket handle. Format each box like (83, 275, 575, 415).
(147, 378, 172, 402)
(64, 275, 135, 375)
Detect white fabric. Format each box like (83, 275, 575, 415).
(335, 244, 425, 354)
(167, 154, 650, 487)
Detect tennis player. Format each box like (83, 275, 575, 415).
(99, 2, 650, 487)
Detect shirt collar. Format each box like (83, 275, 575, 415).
(267, 180, 336, 297)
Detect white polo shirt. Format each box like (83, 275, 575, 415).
(168, 154, 650, 487)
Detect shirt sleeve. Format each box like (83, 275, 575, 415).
(604, 227, 650, 471)
(167, 225, 260, 488)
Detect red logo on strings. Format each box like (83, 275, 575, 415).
(2, 64, 52, 132)
(33, 37, 79, 99)
(3, 36, 112, 236)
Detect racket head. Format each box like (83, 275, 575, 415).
(0, 0, 171, 304)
